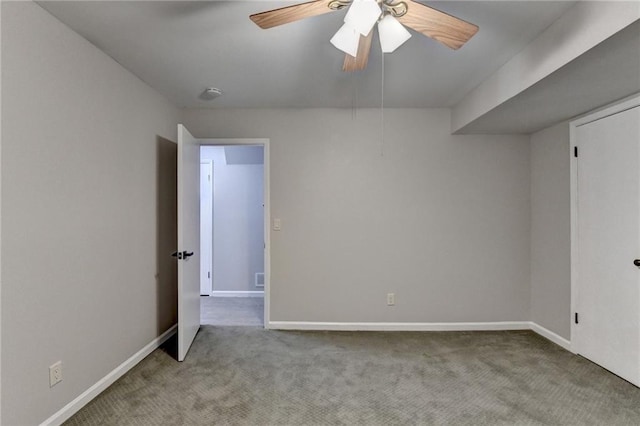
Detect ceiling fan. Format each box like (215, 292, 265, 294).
(250, 0, 479, 72)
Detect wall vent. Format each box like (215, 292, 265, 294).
(255, 272, 265, 288)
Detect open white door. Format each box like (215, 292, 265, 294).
(177, 124, 201, 361)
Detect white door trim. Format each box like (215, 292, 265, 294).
(200, 159, 213, 296)
(199, 138, 271, 329)
(569, 93, 640, 355)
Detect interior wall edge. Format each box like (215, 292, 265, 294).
(529, 120, 572, 341)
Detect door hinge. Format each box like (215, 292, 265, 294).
(574, 146, 578, 157)
(208, 271, 210, 279)
(208, 174, 211, 182)
(575, 312, 579, 324)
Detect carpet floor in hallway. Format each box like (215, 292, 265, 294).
(200, 297, 264, 326)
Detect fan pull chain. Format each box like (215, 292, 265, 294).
(380, 52, 385, 157)
(351, 71, 358, 120)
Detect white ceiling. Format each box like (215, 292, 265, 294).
(38, 1, 576, 109)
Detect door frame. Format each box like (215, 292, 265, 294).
(569, 93, 640, 354)
(200, 159, 213, 296)
(199, 138, 271, 328)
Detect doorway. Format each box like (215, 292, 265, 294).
(200, 144, 266, 326)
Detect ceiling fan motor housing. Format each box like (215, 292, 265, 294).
(328, 0, 408, 18)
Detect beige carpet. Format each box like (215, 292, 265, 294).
(65, 327, 640, 425)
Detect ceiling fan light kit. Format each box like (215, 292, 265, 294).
(343, 0, 382, 36)
(329, 23, 360, 58)
(330, 22, 361, 57)
(378, 14, 412, 53)
(250, 0, 479, 71)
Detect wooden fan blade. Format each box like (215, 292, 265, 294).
(250, 0, 337, 29)
(397, 0, 478, 50)
(343, 31, 373, 72)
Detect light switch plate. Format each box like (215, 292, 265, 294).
(273, 218, 281, 231)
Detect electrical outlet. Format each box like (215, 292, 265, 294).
(49, 361, 62, 387)
(387, 293, 395, 306)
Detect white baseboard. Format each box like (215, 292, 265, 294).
(211, 291, 264, 298)
(269, 321, 573, 352)
(41, 324, 177, 426)
(529, 321, 573, 352)
(268, 321, 531, 331)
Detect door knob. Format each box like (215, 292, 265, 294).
(634, 259, 640, 267)
(171, 251, 194, 260)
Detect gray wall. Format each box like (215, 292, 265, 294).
(1, 3, 181, 424)
(201, 146, 264, 292)
(184, 108, 531, 323)
(530, 122, 572, 339)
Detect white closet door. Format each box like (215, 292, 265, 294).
(575, 106, 640, 386)
(177, 124, 201, 361)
